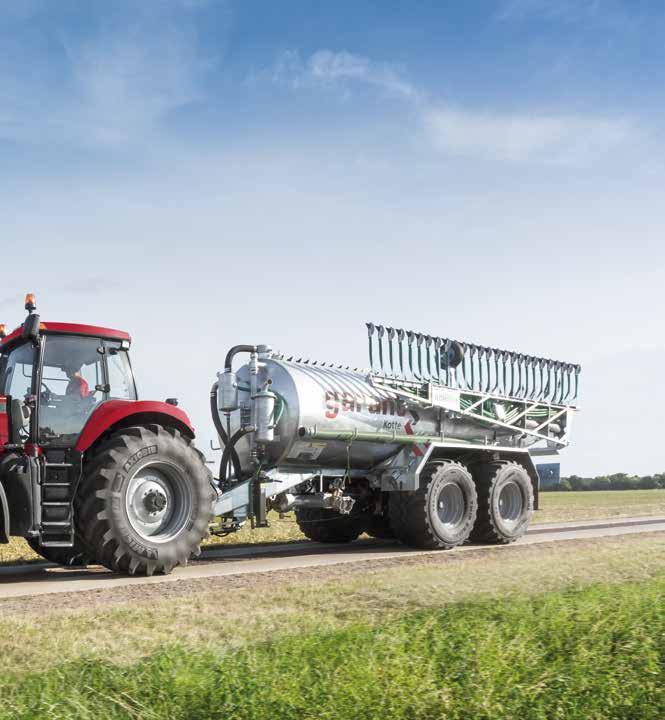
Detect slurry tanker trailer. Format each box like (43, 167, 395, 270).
(210, 324, 580, 550)
(0, 296, 580, 575)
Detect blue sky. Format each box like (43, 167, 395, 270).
(1, 0, 664, 475)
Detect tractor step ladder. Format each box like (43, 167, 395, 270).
(40, 461, 76, 547)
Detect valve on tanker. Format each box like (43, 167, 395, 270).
(217, 370, 239, 412)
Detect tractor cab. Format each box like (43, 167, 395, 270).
(0, 297, 136, 451)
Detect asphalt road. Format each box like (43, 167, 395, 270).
(1, 515, 663, 600)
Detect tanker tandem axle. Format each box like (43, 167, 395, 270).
(210, 324, 580, 548)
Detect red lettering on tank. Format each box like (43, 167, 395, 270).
(368, 398, 381, 413)
(342, 392, 355, 412)
(325, 390, 339, 419)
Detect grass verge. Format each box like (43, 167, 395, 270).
(2, 576, 663, 720)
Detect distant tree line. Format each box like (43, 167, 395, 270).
(543, 473, 665, 492)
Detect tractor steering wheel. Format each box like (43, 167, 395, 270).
(40, 382, 53, 403)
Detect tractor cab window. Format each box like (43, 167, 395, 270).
(105, 343, 137, 401)
(0, 342, 36, 442)
(39, 336, 105, 446)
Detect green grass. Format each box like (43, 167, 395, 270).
(4, 533, 663, 672)
(2, 576, 663, 720)
(533, 488, 665, 524)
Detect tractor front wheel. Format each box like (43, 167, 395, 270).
(77, 425, 214, 576)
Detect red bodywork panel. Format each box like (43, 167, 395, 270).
(0, 322, 130, 349)
(76, 400, 195, 452)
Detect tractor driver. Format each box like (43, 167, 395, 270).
(65, 364, 91, 399)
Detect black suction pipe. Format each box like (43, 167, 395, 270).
(210, 382, 243, 483)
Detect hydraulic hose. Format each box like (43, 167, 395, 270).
(224, 344, 257, 372)
(220, 427, 255, 486)
(210, 382, 243, 482)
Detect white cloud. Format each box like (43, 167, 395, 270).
(0, 1, 218, 149)
(272, 48, 635, 166)
(423, 106, 632, 165)
(272, 49, 422, 102)
(65, 25, 208, 147)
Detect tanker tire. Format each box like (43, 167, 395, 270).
(76, 424, 214, 576)
(26, 537, 91, 567)
(470, 461, 533, 544)
(388, 461, 477, 550)
(295, 507, 367, 543)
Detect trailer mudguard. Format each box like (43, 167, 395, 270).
(379, 441, 540, 510)
(75, 400, 195, 453)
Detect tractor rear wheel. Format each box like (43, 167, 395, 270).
(26, 537, 91, 567)
(295, 507, 367, 543)
(77, 424, 214, 576)
(470, 461, 533, 544)
(388, 461, 477, 550)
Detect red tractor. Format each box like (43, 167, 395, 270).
(0, 295, 213, 574)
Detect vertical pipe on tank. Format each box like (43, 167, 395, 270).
(523, 356, 531, 399)
(407, 331, 415, 379)
(573, 365, 581, 403)
(434, 337, 442, 384)
(376, 325, 385, 374)
(397, 329, 406, 379)
(424, 335, 433, 381)
(415, 333, 424, 380)
(387, 327, 396, 377)
(366, 323, 376, 373)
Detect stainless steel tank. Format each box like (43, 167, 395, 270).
(223, 355, 506, 475)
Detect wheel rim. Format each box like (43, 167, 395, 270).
(435, 481, 466, 529)
(125, 462, 191, 542)
(497, 480, 524, 524)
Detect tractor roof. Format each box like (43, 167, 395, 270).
(0, 322, 131, 350)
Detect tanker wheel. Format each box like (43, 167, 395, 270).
(76, 424, 214, 576)
(295, 507, 367, 543)
(388, 461, 477, 550)
(26, 537, 91, 567)
(470, 461, 533, 544)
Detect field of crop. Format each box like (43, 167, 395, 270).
(1, 533, 664, 719)
(2, 488, 664, 565)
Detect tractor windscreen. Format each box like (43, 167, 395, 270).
(38, 335, 137, 446)
(39, 336, 105, 445)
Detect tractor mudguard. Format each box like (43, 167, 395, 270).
(75, 400, 195, 453)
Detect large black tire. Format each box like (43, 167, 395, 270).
(295, 506, 367, 543)
(76, 425, 214, 575)
(388, 461, 477, 550)
(26, 537, 91, 567)
(470, 461, 533, 544)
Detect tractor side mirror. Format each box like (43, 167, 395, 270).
(22, 313, 41, 343)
